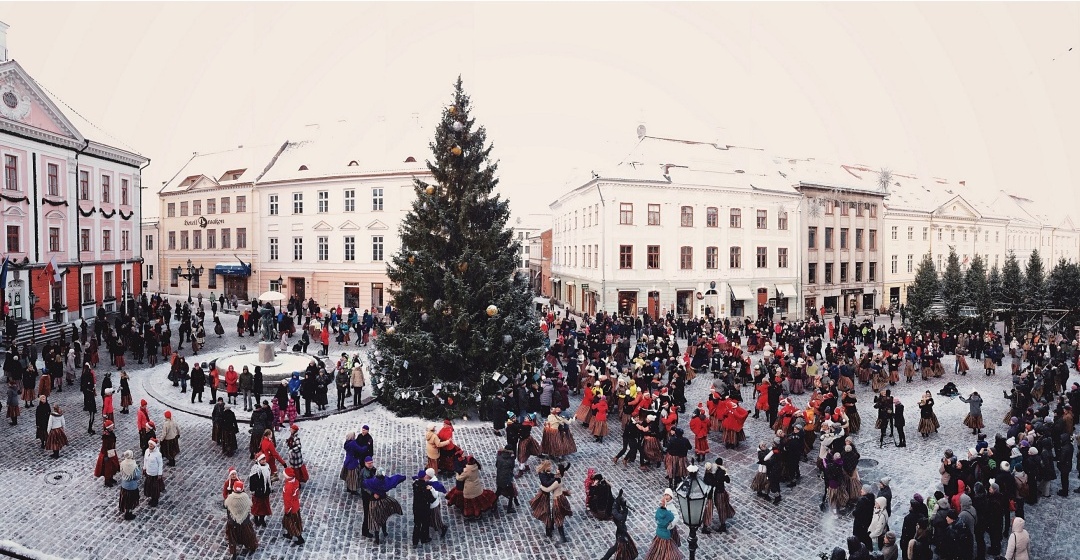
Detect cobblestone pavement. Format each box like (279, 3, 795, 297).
(0, 312, 1075, 559)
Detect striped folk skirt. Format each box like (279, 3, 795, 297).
(366, 496, 403, 534)
(589, 417, 609, 438)
(541, 426, 577, 457)
(517, 436, 541, 464)
(918, 415, 940, 435)
(282, 511, 303, 537)
(160, 438, 180, 461)
(847, 410, 861, 434)
(225, 518, 259, 554)
(530, 491, 572, 528)
(963, 414, 984, 430)
(694, 436, 710, 456)
(644, 535, 684, 560)
(46, 428, 68, 451)
(665, 455, 689, 479)
(702, 491, 735, 526)
(143, 475, 165, 501)
(340, 467, 360, 492)
(119, 488, 140, 512)
(610, 535, 639, 560)
(642, 436, 663, 464)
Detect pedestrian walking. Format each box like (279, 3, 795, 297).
(6, 378, 19, 425)
(143, 439, 165, 507)
(93, 420, 120, 487)
(224, 481, 259, 559)
(119, 371, 132, 413)
(495, 445, 519, 513)
(118, 450, 141, 521)
(45, 404, 68, 458)
(160, 411, 180, 467)
(221, 404, 239, 457)
(281, 467, 305, 546)
(34, 395, 49, 448)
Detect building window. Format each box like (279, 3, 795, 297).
(180, 202, 188, 216)
(855, 228, 863, 250)
(292, 236, 303, 260)
(706, 246, 718, 269)
(236, 196, 246, 213)
(984, 231, 989, 243)
(292, 193, 303, 214)
(206, 229, 216, 250)
(102, 230, 112, 252)
(778, 247, 788, 268)
(730, 208, 741, 228)
(619, 203, 633, 225)
(221, 197, 230, 213)
(146, 265, 154, 280)
(167, 231, 174, 251)
(180, 231, 189, 250)
(756, 209, 767, 229)
(706, 207, 718, 227)
(756, 246, 767, 268)
(268, 195, 277, 216)
(101, 175, 110, 203)
(825, 201, 834, 215)
(824, 227, 833, 249)
(808, 263, 817, 284)
(85, 272, 96, 300)
(907, 254, 914, 273)
(869, 230, 877, 250)
(647, 245, 659, 269)
(5, 225, 18, 253)
(680, 206, 693, 227)
(195, 200, 206, 216)
(950, 230, 955, 241)
(841, 202, 850, 216)
(318, 236, 329, 261)
(207, 198, 216, 214)
(891, 226, 897, 240)
(905, 226, 912, 241)
(855, 202, 864, 217)
(344, 190, 355, 212)
(146, 235, 153, 251)
(619, 245, 633, 269)
(825, 263, 833, 284)
(372, 188, 384, 211)
(840, 228, 849, 249)
(923, 227, 929, 241)
(729, 246, 741, 268)
(891, 255, 898, 274)
(646, 204, 660, 225)
(318, 191, 329, 213)
(869, 204, 877, 218)
(103, 271, 115, 296)
(269, 237, 278, 261)
(3, 155, 16, 190)
(46, 226, 60, 253)
(680, 246, 693, 269)
(372, 236, 384, 261)
(207, 272, 217, 290)
(808, 227, 817, 249)
(840, 262, 849, 282)
(121, 230, 130, 251)
(221, 228, 231, 249)
(47, 163, 59, 196)
(344, 236, 355, 261)
(855, 262, 863, 282)
(236, 228, 247, 249)
(78, 170, 89, 201)
(778, 211, 788, 230)
(371, 283, 384, 308)
(869, 262, 877, 282)
(995, 232, 999, 243)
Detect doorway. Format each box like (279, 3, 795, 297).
(676, 290, 693, 318)
(647, 291, 660, 319)
(756, 288, 769, 319)
(291, 277, 306, 303)
(224, 277, 249, 301)
(889, 287, 900, 307)
(618, 291, 637, 317)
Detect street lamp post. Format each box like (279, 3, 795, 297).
(674, 465, 708, 560)
(173, 259, 204, 305)
(27, 292, 38, 345)
(276, 275, 284, 314)
(121, 280, 129, 318)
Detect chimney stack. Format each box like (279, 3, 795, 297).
(0, 21, 9, 62)
(959, 180, 966, 186)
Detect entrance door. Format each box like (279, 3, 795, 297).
(676, 290, 693, 318)
(618, 291, 637, 317)
(889, 287, 900, 307)
(291, 277, 306, 303)
(804, 297, 817, 319)
(756, 288, 769, 319)
(647, 291, 660, 319)
(224, 277, 249, 301)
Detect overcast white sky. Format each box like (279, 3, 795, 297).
(4, 2, 1079, 220)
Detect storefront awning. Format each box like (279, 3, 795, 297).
(774, 284, 797, 298)
(214, 262, 251, 277)
(565, 281, 576, 286)
(729, 284, 753, 301)
(550, 277, 561, 283)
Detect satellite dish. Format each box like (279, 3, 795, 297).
(636, 124, 647, 139)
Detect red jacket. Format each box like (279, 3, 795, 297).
(721, 403, 749, 432)
(137, 406, 150, 433)
(591, 398, 608, 422)
(283, 477, 301, 513)
(225, 368, 239, 393)
(689, 415, 709, 439)
(210, 369, 220, 389)
(260, 436, 286, 470)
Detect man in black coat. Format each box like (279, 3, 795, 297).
(893, 398, 906, 447)
(495, 446, 517, 513)
(411, 471, 435, 547)
(356, 425, 374, 458)
(34, 395, 50, 448)
(852, 484, 876, 551)
(301, 371, 317, 417)
(1058, 433, 1074, 496)
(899, 497, 927, 560)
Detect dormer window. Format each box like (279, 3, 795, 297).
(348, 160, 359, 167)
(219, 169, 246, 181)
(404, 157, 417, 163)
(298, 165, 309, 171)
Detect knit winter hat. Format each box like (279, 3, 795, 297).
(164, 411, 172, 419)
(233, 481, 245, 492)
(425, 468, 436, 479)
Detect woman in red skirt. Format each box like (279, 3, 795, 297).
(589, 394, 610, 443)
(248, 454, 273, 526)
(454, 456, 497, 519)
(530, 460, 572, 543)
(689, 408, 710, 463)
(94, 420, 120, 487)
(644, 490, 683, 560)
(574, 386, 595, 425)
(45, 404, 68, 458)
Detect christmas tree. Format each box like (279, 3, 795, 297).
(370, 78, 546, 419)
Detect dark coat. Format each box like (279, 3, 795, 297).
(852, 492, 876, 539)
(412, 478, 434, 517)
(495, 449, 515, 489)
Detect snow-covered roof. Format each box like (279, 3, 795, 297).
(782, 160, 889, 196)
(256, 119, 430, 184)
(159, 143, 284, 195)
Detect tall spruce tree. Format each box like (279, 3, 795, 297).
(964, 254, 991, 327)
(1048, 258, 1080, 313)
(941, 248, 965, 321)
(1001, 251, 1024, 311)
(987, 263, 1003, 307)
(370, 78, 545, 418)
(1024, 249, 1046, 310)
(906, 253, 939, 330)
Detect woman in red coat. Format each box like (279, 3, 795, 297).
(589, 395, 609, 443)
(225, 365, 240, 405)
(720, 400, 748, 449)
(281, 467, 305, 544)
(754, 382, 770, 419)
(258, 429, 288, 480)
(689, 408, 710, 462)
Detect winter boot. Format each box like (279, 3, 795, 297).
(558, 526, 568, 543)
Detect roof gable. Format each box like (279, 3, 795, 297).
(0, 61, 84, 143)
(366, 219, 389, 231)
(339, 220, 360, 231)
(312, 221, 333, 232)
(932, 195, 981, 220)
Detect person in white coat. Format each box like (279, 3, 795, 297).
(143, 439, 165, 506)
(868, 496, 890, 551)
(1004, 516, 1030, 560)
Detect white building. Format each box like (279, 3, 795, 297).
(140, 218, 159, 294)
(549, 127, 802, 321)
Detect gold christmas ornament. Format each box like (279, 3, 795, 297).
(448, 106, 457, 115)
(451, 146, 463, 156)
(486, 305, 499, 317)
(425, 185, 435, 195)
(458, 262, 469, 273)
(408, 254, 416, 264)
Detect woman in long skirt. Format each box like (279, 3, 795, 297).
(842, 391, 861, 434)
(541, 409, 576, 459)
(599, 490, 638, 560)
(516, 415, 541, 476)
(589, 397, 610, 443)
(751, 442, 771, 495)
(119, 371, 133, 413)
(224, 482, 259, 556)
(118, 450, 141, 520)
(644, 490, 684, 560)
(6, 379, 20, 425)
(364, 471, 407, 544)
(45, 405, 68, 458)
(529, 461, 572, 542)
(641, 416, 663, 469)
(959, 391, 984, 435)
(93, 420, 121, 487)
(702, 460, 736, 533)
(917, 392, 939, 437)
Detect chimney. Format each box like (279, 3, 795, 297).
(959, 180, 966, 186)
(0, 21, 9, 62)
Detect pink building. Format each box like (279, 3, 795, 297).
(0, 22, 148, 330)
